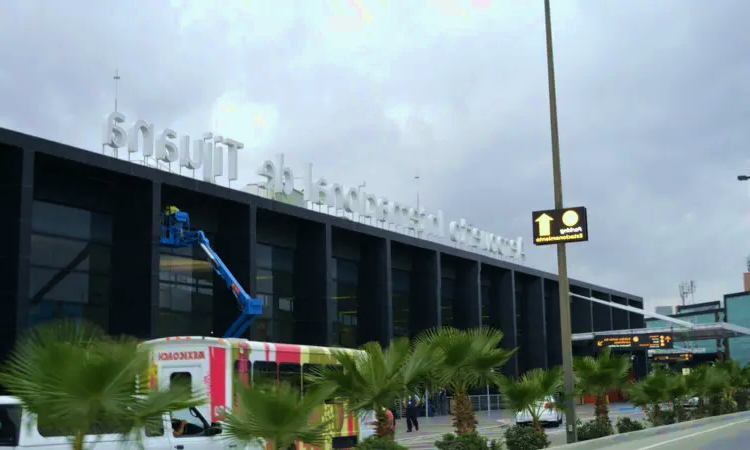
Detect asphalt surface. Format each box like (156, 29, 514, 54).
(589, 414, 750, 450)
(396, 403, 646, 449)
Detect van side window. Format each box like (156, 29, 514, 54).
(279, 363, 302, 393)
(170, 372, 192, 391)
(253, 361, 277, 387)
(145, 420, 165, 437)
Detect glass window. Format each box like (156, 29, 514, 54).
(727, 294, 750, 367)
(253, 361, 277, 386)
(272, 247, 295, 273)
(28, 267, 109, 305)
(256, 244, 273, 269)
(481, 284, 490, 325)
(392, 269, 410, 338)
(441, 278, 455, 327)
(30, 234, 111, 275)
(333, 258, 358, 348)
(279, 363, 302, 392)
(0, 404, 21, 447)
(257, 269, 274, 294)
(32, 200, 112, 243)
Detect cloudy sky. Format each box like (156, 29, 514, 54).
(2, 0, 749, 311)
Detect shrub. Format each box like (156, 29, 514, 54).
(616, 416, 645, 434)
(355, 436, 409, 450)
(576, 418, 613, 442)
(504, 425, 550, 450)
(435, 431, 502, 450)
(660, 409, 677, 425)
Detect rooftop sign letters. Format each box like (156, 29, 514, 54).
(532, 206, 589, 246)
(596, 333, 674, 351)
(101, 112, 243, 184)
(257, 153, 525, 260)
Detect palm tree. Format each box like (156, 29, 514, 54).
(624, 369, 670, 426)
(415, 326, 516, 435)
(497, 367, 564, 433)
(702, 364, 734, 415)
(307, 338, 436, 439)
(664, 373, 689, 422)
(222, 381, 335, 450)
(0, 320, 202, 450)
(573, 348, 631, 424)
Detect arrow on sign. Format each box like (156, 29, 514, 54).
(535, 213, 553, 237)
(597, 341, 603, 347)
(665, 336, 671, 342)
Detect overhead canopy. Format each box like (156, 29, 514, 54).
(571, 322, 750, 342)
(567, 292, 750, 343)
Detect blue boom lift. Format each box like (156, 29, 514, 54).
(160, 206, 262, 338)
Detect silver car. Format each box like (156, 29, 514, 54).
(515, 395, 564, 427)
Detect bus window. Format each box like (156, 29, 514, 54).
(253, 361, 277, 387)
(170, 372, 192, 391)
(302, 363, 319, 394)
(279, 363, 302, 393)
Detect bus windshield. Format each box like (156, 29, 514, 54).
(0, 404, 21, 447)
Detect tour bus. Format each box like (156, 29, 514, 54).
(141, 336, 375, 449)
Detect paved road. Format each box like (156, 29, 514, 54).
(589, 414, 750, 450)
(396, 403, 646, 449)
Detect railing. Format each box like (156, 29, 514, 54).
(392, 393, 503, 418)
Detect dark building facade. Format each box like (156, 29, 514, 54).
(0, 128, 645, 379)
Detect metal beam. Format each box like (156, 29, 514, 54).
(569, 292, 695, 329)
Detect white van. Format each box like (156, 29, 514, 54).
(0, 395, 240, 449)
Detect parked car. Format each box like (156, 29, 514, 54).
(515, 395, 563, 427)
(682, 396, 700, 408)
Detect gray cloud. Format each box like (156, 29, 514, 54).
(2, 0, 749, 311)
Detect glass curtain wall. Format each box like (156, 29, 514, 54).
(332, 257, 358, 348)
(158, 233, 215, 337)
(441, 278, 455, 327)
(28, 200, 113, 329)
(253, 244, 295, 343)
(727, 294, 750, 367)
(481, 283, 490, 326)
(392, 269, 410, 338)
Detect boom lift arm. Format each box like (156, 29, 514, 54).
(159, 206, 262, 338)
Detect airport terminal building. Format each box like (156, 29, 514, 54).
(0, 124, 646, 379)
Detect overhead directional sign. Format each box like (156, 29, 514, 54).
(652, 353, 693, 362)
(595, 333, 674, 351)
(532, 206, 588, 246)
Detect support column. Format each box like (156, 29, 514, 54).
(0, 146, 33, 366)
(293, 221, 332, 346)
(213, 202, 254, 338)
(455, 260, 481, 329)
(357, 236, 391, 347)
(545, 279, 563, 368)
(496, 269, 518, 378)
(111, 179, 160, 338)
(410, 249, 440, 338)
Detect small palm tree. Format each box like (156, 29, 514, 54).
(497, 367, 564, 432)
(223, 381, 334, 450)
(307, 338, 436, 439)
(702, 364, 734, 415)
(573, 348, 631, 424)
(414, 326, 516, 435)
(0, 320, 202, 450)
(625, 369, 670, 426)
(664, 373, 689, 422)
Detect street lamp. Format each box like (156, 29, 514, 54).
(543, 0, 577, 443)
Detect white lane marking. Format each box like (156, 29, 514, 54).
(637, 417, 750, 450)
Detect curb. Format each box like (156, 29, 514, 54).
(556, 410, 750, 449)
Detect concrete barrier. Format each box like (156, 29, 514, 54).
(556, 410, 750, 449)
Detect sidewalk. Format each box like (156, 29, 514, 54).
(395, 403, 642, 447)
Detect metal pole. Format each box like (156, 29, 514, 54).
(543, 0, 577, 443)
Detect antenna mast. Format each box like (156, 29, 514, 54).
(113, 70, 121, 113)
(678, 280, 696, 307)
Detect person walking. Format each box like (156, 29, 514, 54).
(404, 393, 420, 432)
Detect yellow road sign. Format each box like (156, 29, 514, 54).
(531, 206, 589, 246)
